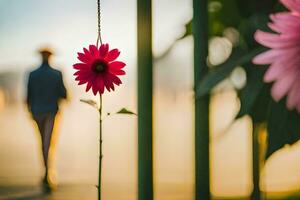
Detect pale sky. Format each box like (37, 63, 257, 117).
(0, 0, 192, 76)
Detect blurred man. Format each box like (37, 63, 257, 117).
(26, 48, 67, 191)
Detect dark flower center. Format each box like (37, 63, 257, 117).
(92, 60, 107, 74)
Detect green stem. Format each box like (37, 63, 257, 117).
(98, 94, 103, 200)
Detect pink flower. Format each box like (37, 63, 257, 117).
(73, 44, 126, 95)
(253, 0, 300, 113)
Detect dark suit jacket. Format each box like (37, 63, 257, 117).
(27, 62, 67, 115)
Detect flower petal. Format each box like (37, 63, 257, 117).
(74, 71, 95, 83)
(268, 13, 300, 34)
(271, 71, 297, 101)
(78, 78, 89, 85)
(100, 43, 109, 58)
(253, 50, 280, 65)
(281, 0, 300, 13)
(77, 53, 90, 63)
(89, 45, 100, 58)
(96, 76, 105, 94)
(106, 49, 120, 62)
(105, 78, 115, 91)
(109, 61, 126, 70)
(83, 48, 93, 60)
(254, 30, 300, 49)
(109, 68, 126, 75)
(86, 81, 93, 92)
(92, 84, 99, 95)
(110, 74, 122, 85)
(264, 55, 300, 82)
(73, 70, 92, 76)
(73, 63, 88, 70)
(103, 79, 110, 92)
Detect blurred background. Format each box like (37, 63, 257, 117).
(1, 0, 300, 199)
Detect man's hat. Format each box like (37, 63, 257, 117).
(38, 47, 53, 55)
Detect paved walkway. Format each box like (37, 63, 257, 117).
(0, 184, 96, 200)
(0, 183, 195, 200)
(0, 183, 141, 200)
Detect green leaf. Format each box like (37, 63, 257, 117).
(210, 0, 241, 30)
(80, 99, 98, 109)
(266, 100, 289, 158)
(236, 66, 264, 118)
(236, 0, 278, 17)
(266, 101, 300, 159)
(287, 111, 300, 144)
(248, 84, 271, 123)
(236, 65, 271, 123)
(197, 47, 264, 98)
(178, 20, 192, 40)
(238, 13, 270, 49)
(116, 108, 137, 115)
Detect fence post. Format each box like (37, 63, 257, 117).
(251, 123, 261, 200)
(193, 0, 211, 199)
(137, 0, 153, 199)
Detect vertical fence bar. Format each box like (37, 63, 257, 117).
(193, 0, 211, 199)
(137, 0, 153, 199)
(251, 123, 261, 200)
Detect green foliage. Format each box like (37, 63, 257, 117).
(236, 65, 271, 123)
(197, 48, 264, 98)
(178, 20, 192, 40)
(80, 99, 136, 117)
(266, 101, 300, 158)
(287, 111, 300, 147)
(266, 100, 289, 158)
(209, 0, 241, 36)
(80, 99, 99, 110)
(239, 13, 270, 49)
(173, 0, 300, 158)
(180, 0, 242, 39)
(200, 0, 300, 159)
(116, 108, 137, 115)
(197, 49, 244, 97)
(236, 0, 278, 17)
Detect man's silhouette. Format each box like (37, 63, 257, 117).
(26, 48, 67, 191)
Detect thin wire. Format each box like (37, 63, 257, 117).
(96, 0, 103, 47)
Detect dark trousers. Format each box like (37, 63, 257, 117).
(33, 112, 56, 169)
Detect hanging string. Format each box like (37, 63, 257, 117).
(96, 0, 103, 47)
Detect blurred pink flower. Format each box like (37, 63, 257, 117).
(73, 44, 126, 95)
(253, 0, 300, 112)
